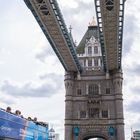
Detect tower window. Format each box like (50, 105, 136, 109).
(94, 46, 98, 54)
(79, 60, 84, 66)
(102, 110, 108, 118)
(88, 46, 92, 55)
(89, 108, 99, 118)
(106, 88, 110, 94)
(88, 59, 92, 67)
(77, 89, 82, 95)
(94, 59, 99, 66)
(88, 84, 99, 95)
(80, 111, 86, 118)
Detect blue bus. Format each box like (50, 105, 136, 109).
(0, 109, 48, 140)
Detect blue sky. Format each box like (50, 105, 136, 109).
(0, 0, 140, 139)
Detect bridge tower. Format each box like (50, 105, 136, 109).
(65, 21, 125, 140)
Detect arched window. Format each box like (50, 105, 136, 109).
(88, 59, 92, 67)
(88, 84, 99, 95)
(94, 59, 99, 66)
(88, 108, 99, 118)
(94, 46, 98, 54)
(88, 46, 92, 55)
(80, 111, 86, 118)
(77, 89, 82, 95)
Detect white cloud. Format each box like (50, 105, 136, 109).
(1, 73, 64, 98)
(0, 93, 16, 105)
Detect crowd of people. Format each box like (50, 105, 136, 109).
(6, 106, 22, 117)
(0, 106, 48, 127)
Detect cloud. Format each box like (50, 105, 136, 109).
(128, 64, 140, 76)
(59, 0, 96, 43)
(132, 120, 140, 129)
(39, 73, 63, 82)
(126, 100, 140, 113)
(131, 86, 140, 95)
(123, 14, 138, 56)
(0, 96, 15, 105)
(35, 46, 55, 63)
(1, 73, 64, 98)
(61, 1, 94, 15)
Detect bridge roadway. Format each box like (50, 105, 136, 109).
(95, 0, 125, 72)
(24, 0, 82, 72)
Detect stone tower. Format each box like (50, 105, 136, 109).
(65, 22, 125, 140)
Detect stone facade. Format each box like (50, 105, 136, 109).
(65, 24, 125, 140)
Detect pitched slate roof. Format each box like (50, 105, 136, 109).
(76, 25, 99, 54)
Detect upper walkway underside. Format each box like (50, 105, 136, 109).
(95, 0, 125, 71)
(24, 0, 82, 72)
(24, 0, 125, 73)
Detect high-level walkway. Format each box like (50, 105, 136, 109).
(95, 0, 125, 71)
(24, 0, 82, 72)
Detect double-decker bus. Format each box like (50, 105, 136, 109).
(0, 109, 48, 140)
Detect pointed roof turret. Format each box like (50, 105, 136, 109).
(76, 18, 99, 54)
(89, 17, 97, 27)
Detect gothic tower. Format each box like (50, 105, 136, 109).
(65, 20, 125, 140)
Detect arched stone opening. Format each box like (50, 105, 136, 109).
(83, 136, 106, 140)
(81, 133, 108, 140)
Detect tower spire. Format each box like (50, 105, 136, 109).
(69, 25, 72, 34)
(89, 17, 97, 27)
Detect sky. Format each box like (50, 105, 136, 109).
(0, 0, 140, 140)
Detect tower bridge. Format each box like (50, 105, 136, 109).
(24, 0, 126, 140)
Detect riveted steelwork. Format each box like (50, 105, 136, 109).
(24, 0, 82, 72)
(95, 0, 125, 71)
(118, 0, 125, 69)
(95, 0, 108, 72)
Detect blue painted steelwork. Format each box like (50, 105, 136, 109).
(108, 126, 115, 136)
(24, 0, 82, 73)
(73, 127, 79, 136)
(95, 0, 125, 71)
(0, 109, 48, 140)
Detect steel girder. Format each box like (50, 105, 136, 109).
(95, 0, 125, 72)
(24, 0, 82, 72)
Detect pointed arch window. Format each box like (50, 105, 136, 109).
(77, 89, 82, 95)
(88, 84, 99, 95)
(80, 111, 86, 118)
(89, 108, 99, 118)
(88, 46, 92, 55)
(88, 59, 92, 67)
(94, 46, 98, 54)
(102, 110, 109, 118)
(94, 59, 99, 66)
(106, 88, 110, 94)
